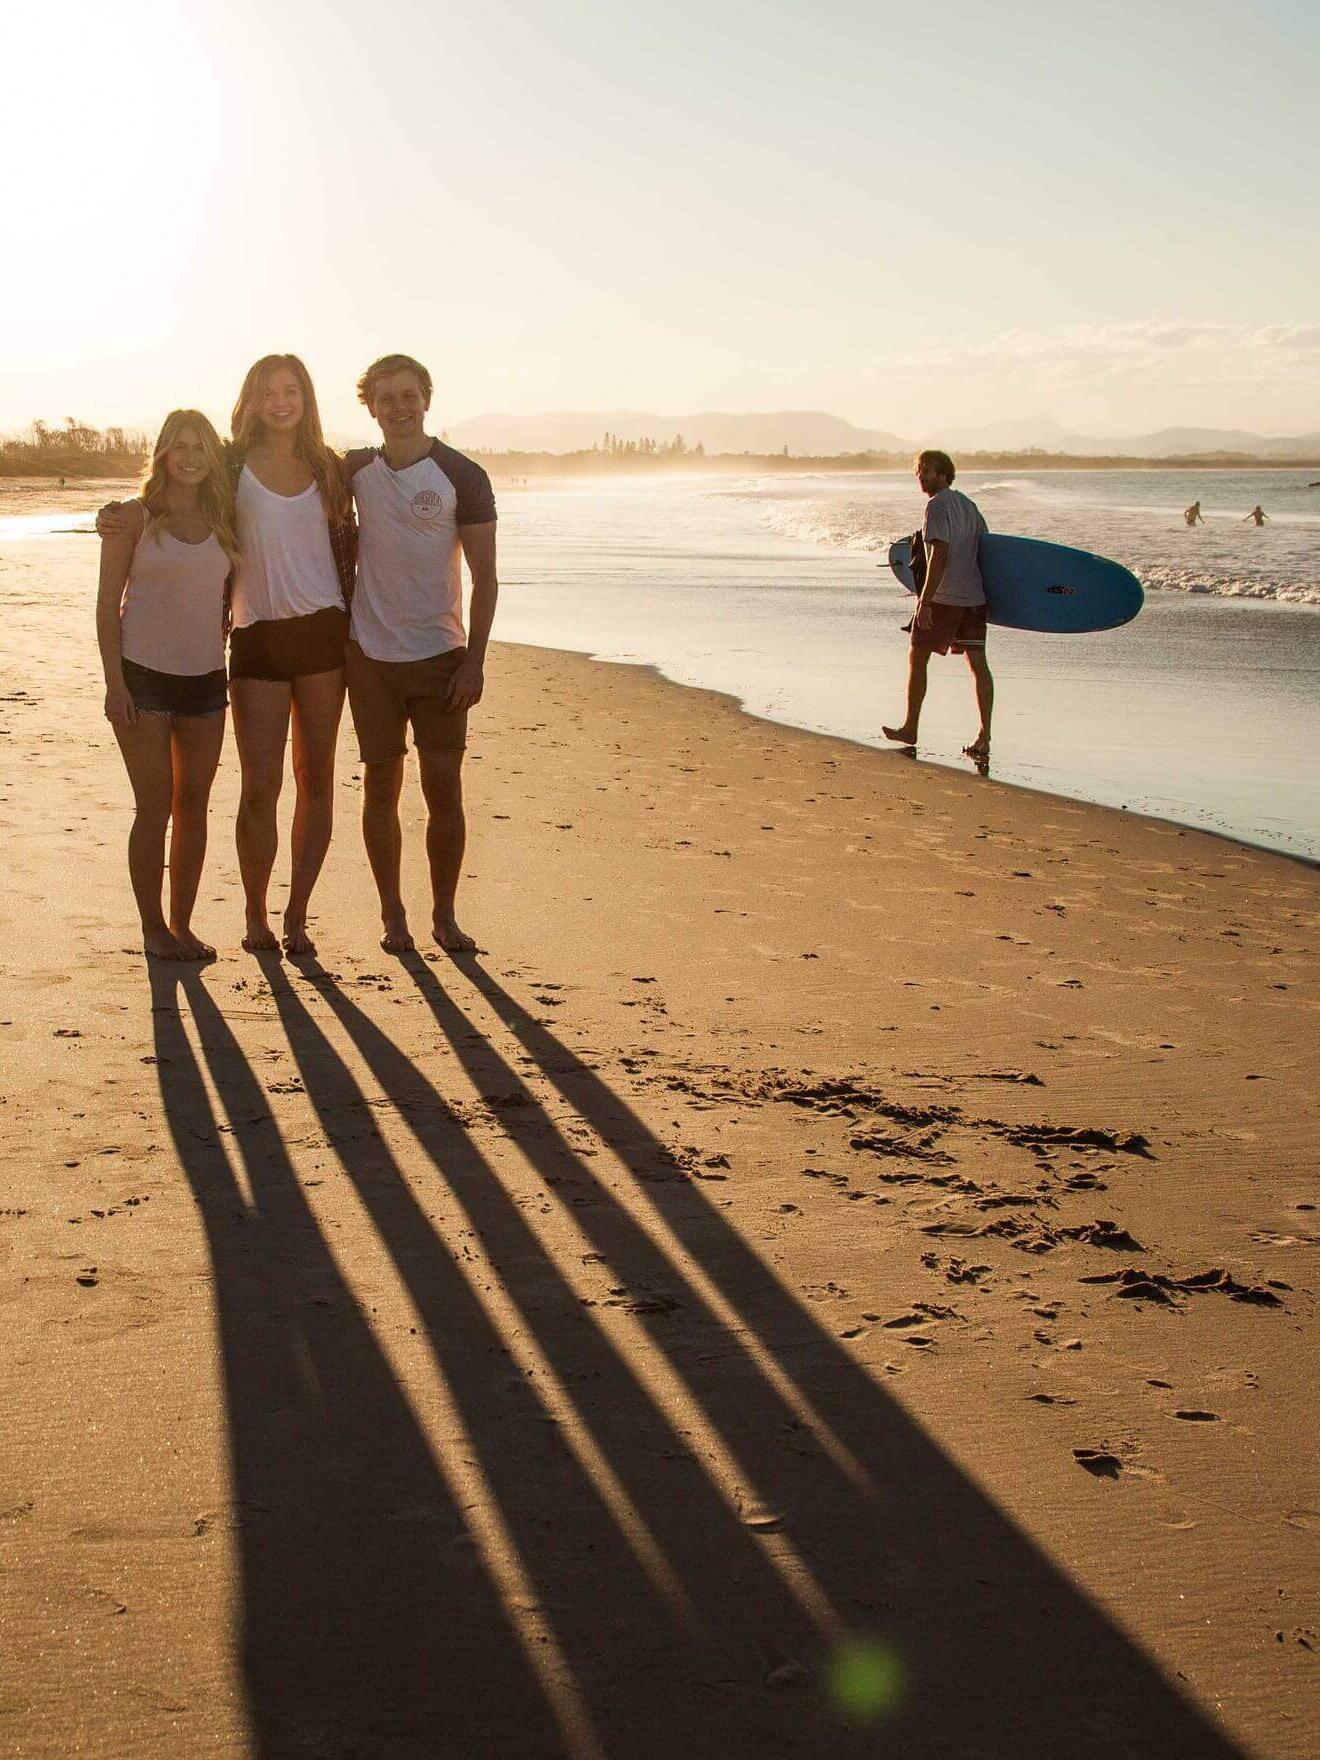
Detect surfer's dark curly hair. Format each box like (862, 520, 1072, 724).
(915, 448, 956, 482)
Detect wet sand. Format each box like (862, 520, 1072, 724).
(1, 536, 1317, 1758)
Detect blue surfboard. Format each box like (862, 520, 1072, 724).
(887, 534, 1143, 634)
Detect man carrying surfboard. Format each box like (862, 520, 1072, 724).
(883, 449, 994, 762)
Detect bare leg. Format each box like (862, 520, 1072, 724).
(167, 711, 226, 956)
(882, 646, 930, 744)
(230, 677, 291, 951)
(963, 649, 994, 758)
(418, 747, 475, 952)
(283, 667, 345, 954)
(112, 715, 185, 958)
(361, 756, 414, 952)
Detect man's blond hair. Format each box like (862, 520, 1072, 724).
(915, 447, 956, 483)
(357, 353, 434, 411)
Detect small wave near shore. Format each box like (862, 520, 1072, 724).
(740, 469, 1320, 608)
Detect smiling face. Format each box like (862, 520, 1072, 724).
(164, 425, 211, 486)
(258, 366, 305, 435)
(368, 368, 430, 443)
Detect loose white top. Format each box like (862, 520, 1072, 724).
(119, 505, 229, 676)
(229, 465, 343, 629)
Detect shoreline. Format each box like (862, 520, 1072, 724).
(522, 639, 1320, 874)
(2, 556, 1318, 1756)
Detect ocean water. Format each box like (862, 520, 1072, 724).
(494, 469, 1320, 863)
(739, 467, 1320, 607)
(6, 468, 1318, 862)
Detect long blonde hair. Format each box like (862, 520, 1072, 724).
(231, 353, 349, 521)
(140, 410, 241, 569)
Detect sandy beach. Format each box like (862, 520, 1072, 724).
(2, 535, 1317, 1758)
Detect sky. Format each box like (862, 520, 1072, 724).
(7, 0, 1319, 443)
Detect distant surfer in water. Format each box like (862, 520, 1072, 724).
(1242, 505, 1268, 526)
(882, 449, 993, 763)
(1184, 501, 1204, 526)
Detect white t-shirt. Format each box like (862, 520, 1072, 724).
(229, 466, 344, 629)
(923, 487, 987, 606)
(346, 441, 497, 664)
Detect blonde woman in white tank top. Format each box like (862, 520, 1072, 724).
(96, 411, 240, 960)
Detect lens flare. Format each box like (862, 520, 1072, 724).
(825, 1636, 904, 1725)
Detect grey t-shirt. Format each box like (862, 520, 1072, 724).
(923, 487, 987, 606)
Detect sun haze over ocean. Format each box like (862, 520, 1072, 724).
(7, 0, 1320, 444)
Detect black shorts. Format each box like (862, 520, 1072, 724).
(229, 606, 348, 683)
(122, 657, 228, 718)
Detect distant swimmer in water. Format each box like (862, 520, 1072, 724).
(1184, 501, 1204, 526)
(1242, 505, 1268, 526)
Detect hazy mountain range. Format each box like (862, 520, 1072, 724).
(434, 408, 1320, 459)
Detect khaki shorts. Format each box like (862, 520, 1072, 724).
(911, 601, 988, 656)
(346, 640, 468, 765)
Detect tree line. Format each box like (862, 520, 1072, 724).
(0, 418, 151, 478)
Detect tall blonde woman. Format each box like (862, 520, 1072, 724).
(100, 354, 356, 954)
(96, 411, 238, 960)
(225, 355, 354, 954)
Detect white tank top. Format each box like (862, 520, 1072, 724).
(119, 506, 229, 676)
(229, 465, 343, 628)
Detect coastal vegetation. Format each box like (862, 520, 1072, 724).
(0, 419, 151, 479)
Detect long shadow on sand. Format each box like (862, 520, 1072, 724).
(289, 950, 1244, 1760)
(149, 965, 564, 1759)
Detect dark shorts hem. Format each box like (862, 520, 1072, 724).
(229, 606, 348, 682)
(122, 658, 228, 717)
(345, 639, 469, 766)
(911, 601, 988, 656)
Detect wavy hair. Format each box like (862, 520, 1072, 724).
(139, 409, 241, 569)
(231, 353, 349, 521)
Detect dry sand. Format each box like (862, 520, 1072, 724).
(1, 536, 1317, 1759)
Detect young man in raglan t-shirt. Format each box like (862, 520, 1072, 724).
(344, 353, 498, 953)
(882, 448, 995, 762)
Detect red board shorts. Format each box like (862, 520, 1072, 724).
(911, 602, 988, 656)
(346, 639, 468, 765)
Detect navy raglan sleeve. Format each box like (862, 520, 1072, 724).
(431, 440, 497, 527)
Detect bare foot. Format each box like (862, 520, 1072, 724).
(242, 918, 281, 954)
(882, 724, 918, 746)
(380, 910, 415, 953)
(282, 917, 317, 957)
(963, 734, 991, 761)
(171, 927, 217, 961)
(143, 927, 187, 960)
(434, 914, 477, 953)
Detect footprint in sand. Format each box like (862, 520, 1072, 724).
(1074, 1448, 1122, 1478)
